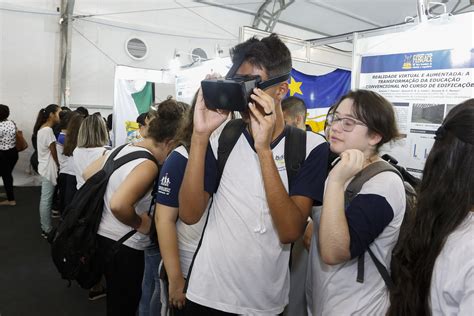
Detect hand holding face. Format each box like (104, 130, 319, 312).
(248, 88, 276, 152)
(328, 149, 365, 185)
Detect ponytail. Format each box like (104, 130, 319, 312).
(33, 104, 60, 136)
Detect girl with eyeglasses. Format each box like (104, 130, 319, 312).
(308, 89, 405, 315)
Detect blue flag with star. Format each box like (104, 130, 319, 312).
(287, 68, 351, 108)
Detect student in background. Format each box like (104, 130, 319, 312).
(106, 114, 114, 147)
(139, 101, 187, 316)
(60, 113, 84, 213)
(73, 115, 110, 190)
(56, 110, 74, 217)
(33, 104, 61, 237)
(83, 98, 184, 316)
(0, 104, 19, 206)
(310, 90, 404, 315)
(155, 97, 199, 315)
(282, 96, 311, 131)
(388, 99, 474, 315)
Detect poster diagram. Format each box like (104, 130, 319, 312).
(359, 48, 473, 177)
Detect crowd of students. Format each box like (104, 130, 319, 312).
(2, 33, 473, 316)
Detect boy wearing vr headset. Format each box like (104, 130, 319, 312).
(179, 34, 329, 315)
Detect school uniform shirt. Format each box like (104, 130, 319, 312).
(430, 212, 474, 315)
(186, 124, 329, 315)
(97, 144, 153, 250)
(308, 171, 405, 316)
(156, 145, 210, 278)
(0, 120, 16, 150)
(37, 126, 58, 185)
(73, 147, 108, 189)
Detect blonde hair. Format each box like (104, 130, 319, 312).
(76, 114, 109, 148)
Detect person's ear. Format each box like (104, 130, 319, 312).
(296, 114, 304, 126)
(368, 131, 382, 147)
(276, 82, 289, 100)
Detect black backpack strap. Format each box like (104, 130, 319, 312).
(367, 248, 394, 290)
(345, 160, 402, 287)
(216, 119, 246, 189)
(109, 229, 138, 257)
(345, 160, 402, 206)
(105, 150, 158, 175)
(284, 125, 307, 186)
(282, 126, 306, 269)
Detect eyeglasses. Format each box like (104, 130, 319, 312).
(326, 113, 366, 132)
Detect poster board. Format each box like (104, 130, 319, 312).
(354, 13, 474, 176)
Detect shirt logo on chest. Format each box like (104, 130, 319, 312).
(274, 154, 286, 172)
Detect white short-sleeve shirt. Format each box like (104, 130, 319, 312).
(430, 212, 474, 315)
(186, 124, 329, 315)
(37, 127, 58, 185)
(308, 171, 405, 316)
(73, 147, 108, 189)
(97, 144, 153, 250)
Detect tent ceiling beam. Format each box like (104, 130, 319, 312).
(59, 0, 75, 107)
(195, 1, 331, 36)
(252, 0, 295, 32)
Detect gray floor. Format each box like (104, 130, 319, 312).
(0, 186, 105, 316)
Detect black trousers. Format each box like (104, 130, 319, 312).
(98, 235, 145, 316)
(183, 299, 238, 316)
(0, 148, 19, 201)
(57, 173, 77, 215)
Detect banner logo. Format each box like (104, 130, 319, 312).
(403, 53, 433, 70)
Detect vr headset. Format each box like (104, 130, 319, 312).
(201, 51, 290, 112)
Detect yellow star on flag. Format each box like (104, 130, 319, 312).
(288, 76, 303, 96)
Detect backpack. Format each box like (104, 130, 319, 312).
(344, 160, 417, 290)
(184, 119, 309, 290)
(50, 144, 157, 289)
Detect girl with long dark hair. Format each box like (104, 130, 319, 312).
(388, 99, 474, 315)
(34, 104, 61, 237)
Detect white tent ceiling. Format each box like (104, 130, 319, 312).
(3, 0, 473, 42)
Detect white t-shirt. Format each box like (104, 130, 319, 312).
(0, 120, 16, 150)
(73, 147, 108, 189)
(156, 145, 209, 278)
(97, 144, 154, 250)
(37, 126, 58, 185)
(186, 124, 329, 315)
(308, 171, 405, 316)
(430, 212, 474, 315)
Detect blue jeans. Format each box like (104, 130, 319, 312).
(139, 245, 162, 316)
(39, 176, 55, 233)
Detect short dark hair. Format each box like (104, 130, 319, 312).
(230, 33, 292, 78)
(282, 96, 307, 118)
(0, 104, 10, 121)
(75, 106, 89, 117)
(106, 114, 113, 130)
(136, 113, 147, 126)
(335, 89, 400, 150)
(58, 110, 74, 130)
